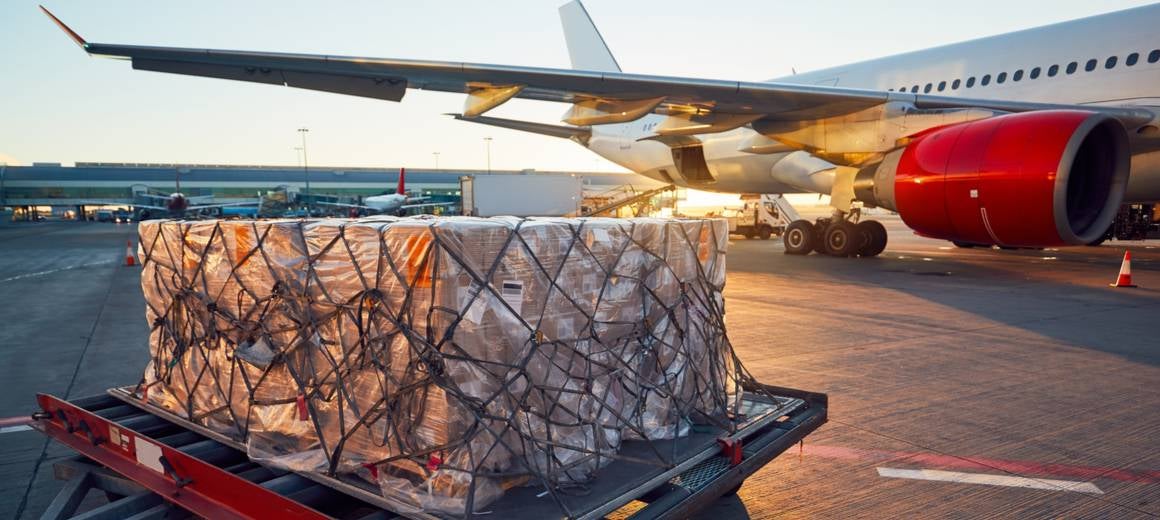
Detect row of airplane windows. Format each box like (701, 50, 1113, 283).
(889, 50, 1160, 94)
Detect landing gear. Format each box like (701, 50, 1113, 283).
(783, 220, 816, 255)
(856, 220, 888, 257)
(822, 220, 859, 257)
(782, 214, 888, 258)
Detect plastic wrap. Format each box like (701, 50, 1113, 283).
(136, 216, 741, 517)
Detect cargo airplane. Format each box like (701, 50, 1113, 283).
(41, 2, 1160, 256)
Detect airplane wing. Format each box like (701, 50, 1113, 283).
(40, 8, 1155, 131)
(130, 203, 170, 211)
(314, 200, 373, 210)
(401, 201, 455, 210)
(187, 201, 259, 210)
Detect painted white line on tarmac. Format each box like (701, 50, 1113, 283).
(877, 467, 1104, 494)
(0, 260, 116, 284)
(0, 425, 33, 434)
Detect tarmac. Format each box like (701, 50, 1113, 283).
(0, 216, 1157, 519)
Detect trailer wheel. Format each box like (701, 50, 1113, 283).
(758, 226, 772, 240)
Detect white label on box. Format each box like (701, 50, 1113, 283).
(135, 437, 165, 474)
(500, 280, 524, 316)
(458, 283, 486, 324)
(590, 228, 609, 244)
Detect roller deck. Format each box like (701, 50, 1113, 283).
(30, 383, 826, 519)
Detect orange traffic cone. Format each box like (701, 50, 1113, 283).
(124, 240, 136, 267)
(1110, 250, 1136, 288)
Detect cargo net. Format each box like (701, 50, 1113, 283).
(135, 216, 762, 517)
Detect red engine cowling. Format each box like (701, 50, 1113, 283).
(855, 110, 1130, 246)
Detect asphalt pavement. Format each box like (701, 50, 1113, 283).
(1, 217, 1157, 519)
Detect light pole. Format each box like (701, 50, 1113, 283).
(483, 137, 493, 174)
(297, 128, 310, 215)
(0, 163, 7, 209)
(432, 151, 440, 171)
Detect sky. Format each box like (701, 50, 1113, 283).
(1, 0, 1154, 171)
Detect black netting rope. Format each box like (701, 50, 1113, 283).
(133, 216, 770, 518)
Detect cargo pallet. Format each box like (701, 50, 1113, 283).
(31, 383, 826, 519)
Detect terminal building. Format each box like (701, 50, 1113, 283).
(0, 162, 668, 220)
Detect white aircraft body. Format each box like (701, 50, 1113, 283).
(42, 2, 1160, 256)
(315, 168, 451, 215)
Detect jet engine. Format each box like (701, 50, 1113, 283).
(853, 110, 1130, 246)
(167, 193, 189, 213)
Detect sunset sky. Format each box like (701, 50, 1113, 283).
(2, 0, 1152, 170)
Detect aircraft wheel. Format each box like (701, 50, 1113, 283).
(823, 221, 859, 257)
(856, 220, 888, 257)
(783, 220, 815, 255)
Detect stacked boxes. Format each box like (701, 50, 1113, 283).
(137, 216, 734, 517)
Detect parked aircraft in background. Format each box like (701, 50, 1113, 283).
(315, 168, 452, 216)
(129, 169, 256, 219)
(42, 2, 1160, 256)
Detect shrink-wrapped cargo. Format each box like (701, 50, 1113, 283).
(136, 216, 737, 516)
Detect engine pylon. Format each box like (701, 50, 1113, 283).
(1110, 250, 1137, 288)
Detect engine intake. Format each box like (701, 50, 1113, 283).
(854, 110, 1130, 246)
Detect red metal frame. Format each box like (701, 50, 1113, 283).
(34, 393, 330, 520)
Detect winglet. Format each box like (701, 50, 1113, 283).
(40, 6, 88, 49)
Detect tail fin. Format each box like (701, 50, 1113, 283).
(559, 1, 621, 72)
(397, 167, 406, 195)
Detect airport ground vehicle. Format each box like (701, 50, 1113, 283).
(726, 194, 796, 240)
(460, 172, 582, 217)
(27, 381, 825, 520)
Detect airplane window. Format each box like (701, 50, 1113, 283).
(981, 74, 991, 86)
(952, 79, 961, 89)
(997, 72, 1007, 84)
(1048, 64, 1059, 77)
(937, 81, 946, 91)
(1127, 53, 1139, 66)
(966, 77, 976, 88)
(1085, 59, 1097, 71)
(1030, 67, 1041, 79)
(911, 85, 919, 93)
(1149, 49, 1160, 63)
(923, 83, 932, 93)
(1013, 70, 1023, 81)
(1106, 56, 1117, 69)
(1066, 62, 1078, 74)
